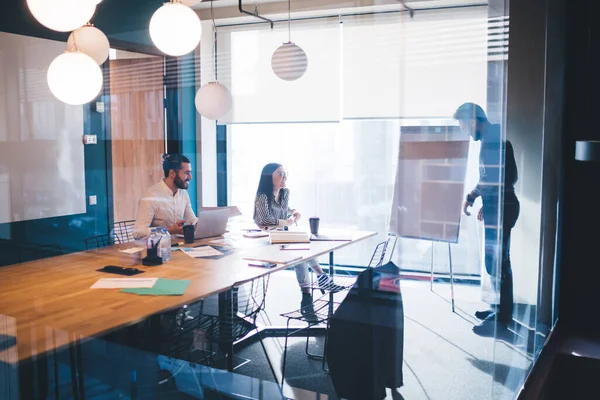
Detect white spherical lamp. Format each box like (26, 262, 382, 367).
(271, 42, 308, 81)
(47, 51, 103, 105)
(67, 24, 110, 65)
(26, 0, 96, 32)
(195, 82, 232, 120)
(149, 2, 202, 57)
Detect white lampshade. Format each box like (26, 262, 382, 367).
(271, 42, 308, 81)
(26, 0, 96, 32)
(180, 0, 202, 6)
(47, 51, 103, 105)
(67, 24, 110, 65)
(149, 2, 202, 57)
(195, 82, 232, 120)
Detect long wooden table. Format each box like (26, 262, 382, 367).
(0, 229, 376, 364)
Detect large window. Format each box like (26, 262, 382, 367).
(228, 121, 484, 273)
(223, 6, 489, 274)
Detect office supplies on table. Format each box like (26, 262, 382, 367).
(243, 231, 270, 238)
(309, 217, 320, 235)
(183, 224, 195, 243)
(178, 209, 230, 240)
(280, 243, 311, 251)
(180, 246, 223, 258)
(96, 265, 145, 276)
(91, 277, 158, 289)
(247, 261, 277, 268)
(120, 278, 190, 296)
(269, 231, 310, 244)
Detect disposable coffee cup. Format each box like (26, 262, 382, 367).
(309, 217, 320, 236)
(183, 224, 195, 243)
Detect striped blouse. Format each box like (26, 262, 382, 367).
(254, 188, 292, 227)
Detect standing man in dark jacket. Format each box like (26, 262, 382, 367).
(454, 103, 520, 336)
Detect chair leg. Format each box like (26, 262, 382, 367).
(322, 320, 331, 373)
(281, 320, 291, 388)
(304, 322, 325, 360)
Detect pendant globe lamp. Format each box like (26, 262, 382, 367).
(26, 0, 96, 32)
(67, 23, 110, 65)
(149, 0, 202, 57)
(271, 0, 307, 81)
(195, 1, 232, 120)
(47, 34, 103, 106)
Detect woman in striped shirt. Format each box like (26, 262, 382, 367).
(253, 163, 342, 303)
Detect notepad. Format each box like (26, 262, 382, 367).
(269, 231, 310, 244)
(91, 277, 158, 289)
(120, 278, 190, 296)
(180, 246, 223, 258)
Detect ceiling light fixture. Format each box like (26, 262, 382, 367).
(47, 50, 103, 105)
(271, 0, 307, 81)
(195, 0, 232, 120)
(149, 0, 202, 57)
(67, 23, 110, 65)
(26, 0, 96, 32)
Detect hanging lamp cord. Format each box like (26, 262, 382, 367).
(288, 0, 291, 43)
(211, 0, 217, 81)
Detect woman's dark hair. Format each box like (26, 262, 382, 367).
(253, 163, 282, 219)
(162, 153, 190, 177)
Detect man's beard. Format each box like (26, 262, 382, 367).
(174, 175, 189, 189)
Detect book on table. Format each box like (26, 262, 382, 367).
(269, 231, 310, 244)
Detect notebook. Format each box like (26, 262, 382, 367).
(269, 231, 310, 244)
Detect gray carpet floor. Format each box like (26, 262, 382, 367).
(226, 269, 537, 400)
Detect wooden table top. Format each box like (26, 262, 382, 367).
(0, 229, 376, 363)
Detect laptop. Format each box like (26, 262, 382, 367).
(179, 209, 230, 240)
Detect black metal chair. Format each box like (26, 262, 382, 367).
(279, 235, 397, 385)
(84, 233, 118, 250)
(114, 220, 135, 243)
(18, 243, 63, 262)
(202, 275, 277, 379)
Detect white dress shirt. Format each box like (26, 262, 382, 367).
(133, 180, 198, 239)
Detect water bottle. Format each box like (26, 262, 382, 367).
(158, 228, 172, 262)
(146, 228, 159, 259)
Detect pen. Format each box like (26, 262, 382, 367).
(244, 229, 263, 232)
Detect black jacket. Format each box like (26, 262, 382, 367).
(327, 263, 404, 400)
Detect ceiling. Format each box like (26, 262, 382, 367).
(193, 0, 487, 22)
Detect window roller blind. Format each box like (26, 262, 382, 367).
(342, 7, 488, 120)
(217, 17, 341, 124)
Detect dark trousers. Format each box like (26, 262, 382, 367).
(482, 194, 520, 324)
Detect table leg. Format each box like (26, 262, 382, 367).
(218, 289, 234, 372)
(329, 251, 335, 313)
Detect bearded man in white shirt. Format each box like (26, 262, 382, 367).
(133, 154, 198, 239)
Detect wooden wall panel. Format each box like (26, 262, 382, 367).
(110, 57, 165, 223)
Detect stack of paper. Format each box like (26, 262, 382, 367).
(90, 277, 190, 296)
(91, 278, 158, 289)
(180, 246, 223, 258)
(269, 231, 310, 244)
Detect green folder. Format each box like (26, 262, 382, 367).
(120, 278, 190, 296)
